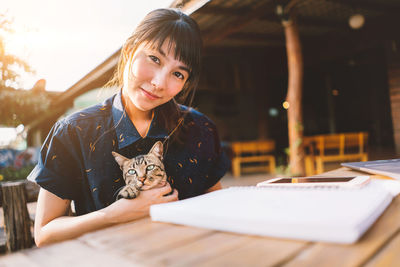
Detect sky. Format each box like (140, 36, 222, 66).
(2, 0, 173, 91)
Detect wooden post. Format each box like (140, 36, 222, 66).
(385, 40, 400, 154)
(280, 3, 306, 176)
(1, 182, 33, 252)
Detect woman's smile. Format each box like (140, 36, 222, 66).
(140, 87, 161, 100)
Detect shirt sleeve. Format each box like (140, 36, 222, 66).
(27, 120, 82, 200)
(203, 122, 231, 190)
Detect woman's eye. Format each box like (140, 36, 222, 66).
(128, 169, 136, 175)
(173, 72, 184, 80)
(146, 165, 155, 171)
(149, 55, 160, 64)
(148, 177, 154, 181)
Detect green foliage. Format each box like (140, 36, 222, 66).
(295, 121, 304, 132)
(284, 147, 290, 155)
(0, 88, 52, 126)
(275, 164, 292, 176)
(0, 13, 50, 127)
(0, 165, 34, 182)
(294, 137, 302, 148)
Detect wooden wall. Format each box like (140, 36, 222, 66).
(198, 44, 395, 158)
(197, 47, 287, 144)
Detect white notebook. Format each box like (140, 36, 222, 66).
(150, 180, 400, 244)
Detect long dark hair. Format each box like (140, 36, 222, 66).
(106, 8, 203, 143)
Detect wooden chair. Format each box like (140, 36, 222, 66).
(231, 140, 276, 178)
(304, 132, 368, 175)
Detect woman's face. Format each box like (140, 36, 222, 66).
(122, 40, 190, 113)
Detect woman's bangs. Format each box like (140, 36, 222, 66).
(147, 22, 200, 76)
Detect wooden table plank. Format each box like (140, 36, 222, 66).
(144, 231, 252, 266)
(197, 236, 310, 267)
(318, 167, 371, 177)
(0, 239, 135, 267)
(321, 167, 395, 181)
(77, 217, 166, 249)
(283, 195, 400, 267)
(365, 230, 400, 267)
(79, 218, 214, 259)
(0, 253, 42, 267)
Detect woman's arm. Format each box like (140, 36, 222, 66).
(205, 181, 222, 193)
(34, 183, 178, 247)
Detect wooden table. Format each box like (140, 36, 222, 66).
(1, 168, 400, 266)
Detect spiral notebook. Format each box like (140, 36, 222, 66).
(150, 180, 400, 244)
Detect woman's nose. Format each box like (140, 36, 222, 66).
(151, 69, 167, 89)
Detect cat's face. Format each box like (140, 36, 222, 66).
(112, 141, 167, 198)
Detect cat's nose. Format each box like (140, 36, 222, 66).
(138, 177, 145, 182)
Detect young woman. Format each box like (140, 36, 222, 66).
(28, 8, 230, 247)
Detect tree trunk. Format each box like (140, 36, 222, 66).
(282, 17, 305, 176)
(1, 182, 33, 252)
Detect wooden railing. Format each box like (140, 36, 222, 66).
(231, 140, 276, 177)
(303, 132, 368, 175)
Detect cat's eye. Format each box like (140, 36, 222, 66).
(146, 165, 155, 171)
(128, 169, 136, 175)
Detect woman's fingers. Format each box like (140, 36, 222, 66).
(157, 182, 173, 196)
(163, 189, 178, 202)
(140, 183, 178, 203)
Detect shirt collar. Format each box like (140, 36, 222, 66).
(112, 90, 168, 150)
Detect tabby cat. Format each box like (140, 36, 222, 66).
(112, 141, 167, 199)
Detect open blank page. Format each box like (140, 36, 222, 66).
(150, 180, 396, 244)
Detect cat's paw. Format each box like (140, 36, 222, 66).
(117, 185, 140, 199)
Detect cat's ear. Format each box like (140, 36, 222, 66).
(149, 141, 163, 160)
(112, 151, 129, 168)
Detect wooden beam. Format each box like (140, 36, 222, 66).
(52, 49, 120, 105)
(170, 0, 211, 15)
(303, 14, 400, 66)
(195, 6, 252, 16)
(296, 16, 348, 30)
(328, 0, 400, 13)
(259, 13, 348, 30)
(203, 0, 275, 45)
(203, 32, 285, 48)
(227, 32, 284, 43)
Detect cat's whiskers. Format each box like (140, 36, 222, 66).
(113, 185, 127, 200)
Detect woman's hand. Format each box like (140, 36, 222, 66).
(104, 182, 178, 224)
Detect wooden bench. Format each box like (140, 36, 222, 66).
(304, 132, 368, 175)
(231, 140, 276, 177)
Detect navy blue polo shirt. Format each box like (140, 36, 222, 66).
(28, 91, 230, 215)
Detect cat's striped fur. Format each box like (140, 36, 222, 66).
(112, 141, 167, 199)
